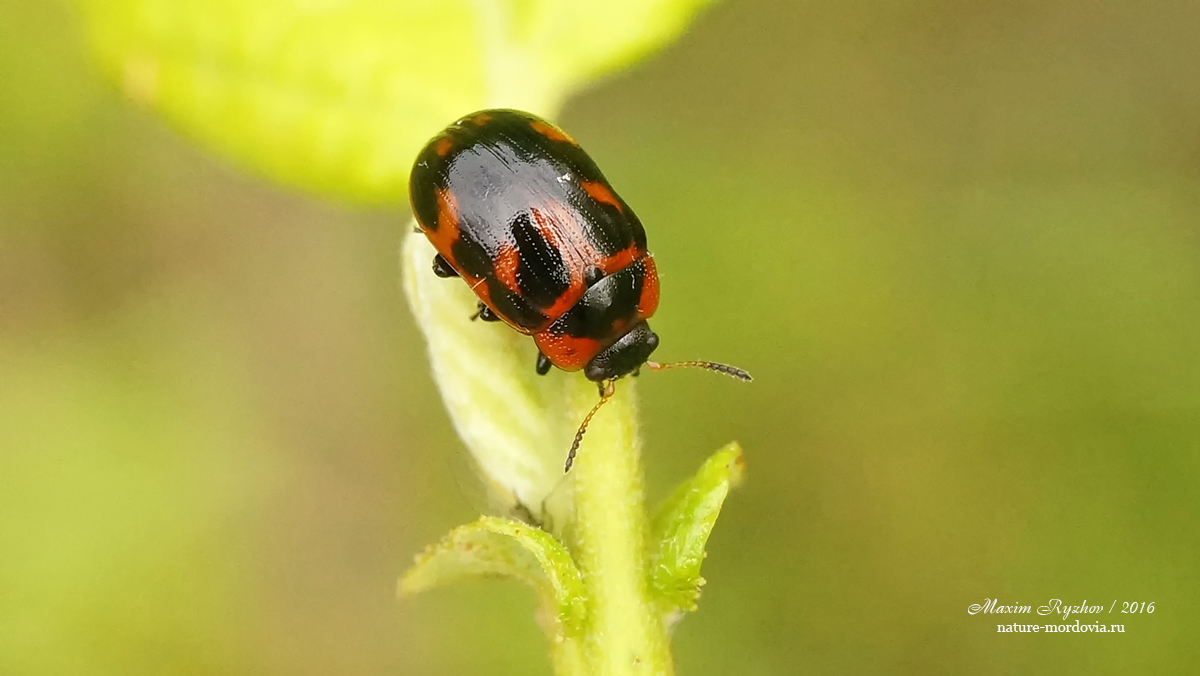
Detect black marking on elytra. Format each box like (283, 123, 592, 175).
(511, 211, 570, 309)
(485, 279, 548, 330)
(409, 184, 441, 233)
(408, 150, 451, 232)
(449, 235, 493, 280)
(570, 183, 646, 257)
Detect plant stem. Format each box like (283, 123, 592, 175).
(568, 382, 673, 676)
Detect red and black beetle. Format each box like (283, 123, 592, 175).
(410, 109, 749, 470)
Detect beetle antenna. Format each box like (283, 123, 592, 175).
(564, 380, 616, 473)
(645, 360, 752, 382)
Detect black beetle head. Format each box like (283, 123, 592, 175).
(583, 322, 660, 382)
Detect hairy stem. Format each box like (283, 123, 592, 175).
(568, 383, 672, 676)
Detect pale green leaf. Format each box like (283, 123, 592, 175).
(76, 0, 718, 204)
(649, 442, 745, 615)
(399, 516, 586, 636)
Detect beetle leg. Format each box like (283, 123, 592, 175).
(431, 253, 459, 278)
(470, 301, 502, 322)
(536, 352, 552, 376)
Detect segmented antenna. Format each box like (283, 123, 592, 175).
(563, 360, 750, 472)
(645, 360, 753, 382)
(564, 380, 616, 473)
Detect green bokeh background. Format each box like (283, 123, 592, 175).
(3, 0, 1199, 673)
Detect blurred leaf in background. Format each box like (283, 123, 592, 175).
(76, 0, 718, 202)
(3, 0, 1200, 674)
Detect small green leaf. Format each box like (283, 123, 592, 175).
(649, 442, 745, 615)
(400, 516, 586, 636)
(77, 0, 719, 204)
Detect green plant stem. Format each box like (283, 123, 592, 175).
(567, 383, 673, 676)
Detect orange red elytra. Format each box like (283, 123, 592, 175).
(409, 109, 750, 471)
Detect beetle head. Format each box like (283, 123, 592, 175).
(583, 321, 659, 382)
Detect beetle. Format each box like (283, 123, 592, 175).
(409, 109, 749, 470)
